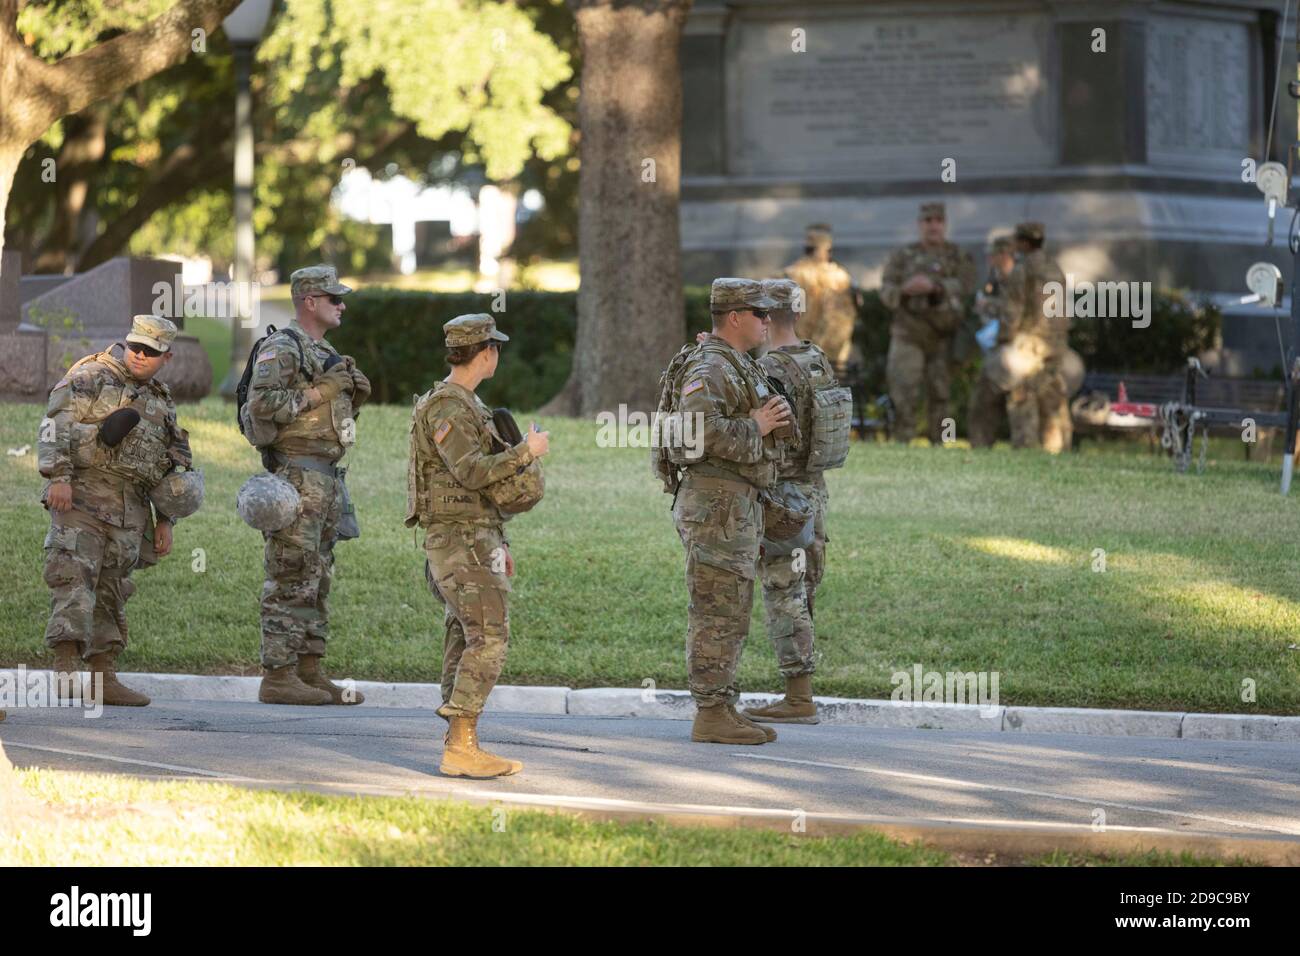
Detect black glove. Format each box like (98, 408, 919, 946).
(99, 408, 141, 448)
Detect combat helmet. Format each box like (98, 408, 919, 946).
(149, 469, 205, 520)
(236, 473, 302, 532)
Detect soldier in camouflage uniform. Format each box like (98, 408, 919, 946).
(880, 202, 977, 443)
(37, 315, 195, 707)
(245, 265, 371, 705)
(672, 278, 794, 745)
(1003, 222, 1073, 453)
(784, 224, 858, 369)
(742, 278, 831, 725)
(967, 236, 1018, 448)
(406, 314, 550, 778)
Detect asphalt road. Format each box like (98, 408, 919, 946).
(3, 700, 1299, 838)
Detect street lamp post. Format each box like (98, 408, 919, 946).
(219, 0, 274, 400)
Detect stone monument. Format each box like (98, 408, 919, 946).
(0, 257, 212, 401)
(679, 0, 1295, 371)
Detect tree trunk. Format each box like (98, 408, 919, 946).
(547, 0, 691, 417)
(0, 149, 18, 283)
(32, 105, 108, 273)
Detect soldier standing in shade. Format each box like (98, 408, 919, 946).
(37, 315, 199, 706)
(244, 265, 371, 705)
(671, 278, 793, 745)
(406, 314, 549, 778)
(743, 279, 836, 725)
(784, 224, 858, 370)
(1003, 222, 1073, 452)
(967, 236, 1018, 448)
(880, 202, 977, 443)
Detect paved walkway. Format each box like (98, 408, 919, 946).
(4, 700, 1299, 846)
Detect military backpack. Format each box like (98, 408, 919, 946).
(235, 325, 308, 450)
(764, 348, 852, 472)
(650, 342, 703, 495)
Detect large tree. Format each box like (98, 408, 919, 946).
(545, 0, 692, 416)
(6, 0, 574, 277)
(0, 0, 244, 277)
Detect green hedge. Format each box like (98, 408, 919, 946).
(331, 286, 1222, 413)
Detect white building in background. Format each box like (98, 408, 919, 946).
(332, 165, 542, 284)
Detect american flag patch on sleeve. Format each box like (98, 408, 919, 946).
(256, 350, 276, 364)
(683, 379, 705, 397)
(434, 421, 452, 444)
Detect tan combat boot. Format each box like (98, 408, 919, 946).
(743, 674, 819, 724)
(730, 704, 777, 741)
(85, 652, 150, 707)
(691, 703, 769, 744)
(297, 654, 364, 705)
(439, 715, 523, 778)
(52, 643, 83, 702)
(258, 664, 331, 705)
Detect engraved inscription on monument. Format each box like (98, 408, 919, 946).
(1145, 14, 1253, 169)
(728, 13, 1054, 177)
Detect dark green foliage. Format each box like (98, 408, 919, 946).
(335, 287, 1222, 411)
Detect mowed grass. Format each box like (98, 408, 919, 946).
(1, 398, 1299, 713)
(0, 769, 1243, 866)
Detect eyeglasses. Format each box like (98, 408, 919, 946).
(309, 294, 344, 306)
(710, 308, 771, 321)
(127, 342, 163, 358)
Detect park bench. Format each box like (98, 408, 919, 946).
(1073, 369, 1285, 458)
(831, 359, 892, 439)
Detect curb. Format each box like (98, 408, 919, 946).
(10, 671, 1300, 741)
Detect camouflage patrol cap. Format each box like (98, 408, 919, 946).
(290, 264, 352, 300)
(710, 278, 778, 313)
(1015, 221, 1046, 243)
(761, 278, 804, 311)
(125, 315, 178, 353)
(919, 202, 946, 220)
(236, 473, 301, 532)
(988, 236, 1014, 255)
(444, 313, 509, 348)
(805, 223, 833, 249)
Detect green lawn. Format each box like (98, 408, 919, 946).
(184, 315, 232, 392)
(0, 769, 1242, 866)
(2, 398, 1299, 713)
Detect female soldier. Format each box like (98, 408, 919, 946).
(405, 314, 549, 777)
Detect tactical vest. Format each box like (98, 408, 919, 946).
(685, 341, 782, 490)
(64, 350, 174, 490)
(761, 346, 851, 476)
(1016, 251, 1070, 358)
(267, 327, 355, 459)
(405, 383, 505, 527)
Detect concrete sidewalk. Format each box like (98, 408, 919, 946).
(10, 669, 1298, 742)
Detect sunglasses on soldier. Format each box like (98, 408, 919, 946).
(308, 294, 344, 306)
(126, 342, 163, 358)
